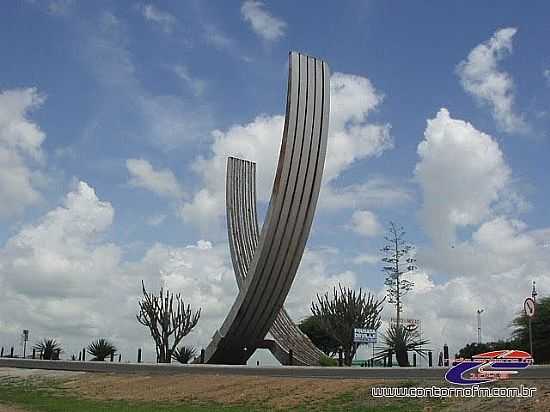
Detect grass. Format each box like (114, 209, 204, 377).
(0, 378, 254, 412)
(0, 376, 436, 412)
(3, 374, 540, 412)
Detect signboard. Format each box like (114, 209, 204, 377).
(524, 297, 536, 318)
(22, 330, 29, 341)
(353, 328, 377, 343)
(390, 318, 421, 331)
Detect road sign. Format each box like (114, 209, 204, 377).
(354, 328, 377, 343)
(524, 297, 536, 318)
(390, 318, 421, 330)
(405, 323, 418, 332)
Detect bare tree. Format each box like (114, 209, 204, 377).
(137, 281, 201, 363)
(311, 284, 384, 366)
(381, 222, 416, 327)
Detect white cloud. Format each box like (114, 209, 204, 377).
(352, 253, 379, 265)
(181, 72, 392, 234)
(405, 233, 550, 358)
(47, 0, 73, 16)
(0, 180, 358, 363)
(139, 4, 176, 33)
(320, 177, 412, 211)
(456, 27, 526, 133)
(544, 68, 550, 86)
(172, 65, 206, 97)
(146, 214, 166, 226)
(0, 181, 117, 299)
(0, 88, 47, 218)
(415, 108, 512, 246)
(349, 210, 382, 237)
(286, 248, 358, 321)
(0, 180, 234, 361)
(241, 1, 286, 42)
(85, 12, 212, 150)
(126, 158, 184, 199)
(409, 107, 550, 357)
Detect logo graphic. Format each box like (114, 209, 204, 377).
(445, 350, 532, 385)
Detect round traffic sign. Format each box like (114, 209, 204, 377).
(405, 323, 418, 332)
(524, 297, 536, 318)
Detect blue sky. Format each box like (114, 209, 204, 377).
(1, 0, 549, 363)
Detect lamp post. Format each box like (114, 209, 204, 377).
(477, 309, 484, 344)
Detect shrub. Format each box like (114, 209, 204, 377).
(172, 345, 197, 364)
(33, 339, 62, 360)
(87, 338, 117, 361)
(319, 354, 338, 367)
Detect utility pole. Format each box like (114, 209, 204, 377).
(529, 281, 537, 360)
(22, 330, 29, 358)
(477, 309, 484, 344)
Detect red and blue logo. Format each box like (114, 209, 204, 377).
(445, 350, 533, 385)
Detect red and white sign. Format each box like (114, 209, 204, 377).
(524, 297, 536, 318)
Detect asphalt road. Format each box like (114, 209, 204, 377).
(1, 358, 550, 380)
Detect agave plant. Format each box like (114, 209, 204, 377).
(87, 338, 117, 361)
(33, 338, 63, 360)
(172, 345, 197, 364)
(376, 323, 430, 367)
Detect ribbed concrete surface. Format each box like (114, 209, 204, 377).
(226, 157, 324, 366)
(204, 51, 330, 364)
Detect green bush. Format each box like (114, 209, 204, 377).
(87, 338, 117, 361)
(319, 354, 338, 367)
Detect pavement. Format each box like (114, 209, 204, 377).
(1, 358, 550, 380)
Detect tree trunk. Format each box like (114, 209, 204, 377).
(396, 348, 410, 367)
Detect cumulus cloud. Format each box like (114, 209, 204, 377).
(405, 231, 550, 357)
(181, 72, 392, 234)
(415, 108, 511, 245)
(0, 181, 232, 361)
(0, 180, 365, 363)
(408, 108, 550, 357)
(139, 4, 176, 33)
(126, 158, 184, 199)
(241, 1, 286, 41)
(456, 27, 526, 133)
(0, 88, 47, 218)
(0, 181, 117, 299)
(349, 210, 382, 237)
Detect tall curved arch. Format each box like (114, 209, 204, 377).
(203, 51, 330, 365)
(226, 156, 325, 365)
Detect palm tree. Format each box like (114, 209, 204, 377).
(87, 338, 117, 361)
(172, 345, 197, 364)
(377, 323, 429, 367)
(33, 338, 63, 360)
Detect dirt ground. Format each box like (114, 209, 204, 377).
(61, 373, 550, 411)
(2, 368, 550, 411)
(64, 373, 384, 409)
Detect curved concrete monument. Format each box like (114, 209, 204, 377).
(203, 51, 330, 365)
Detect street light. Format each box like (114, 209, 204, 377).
(477, 309, 484, 344)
